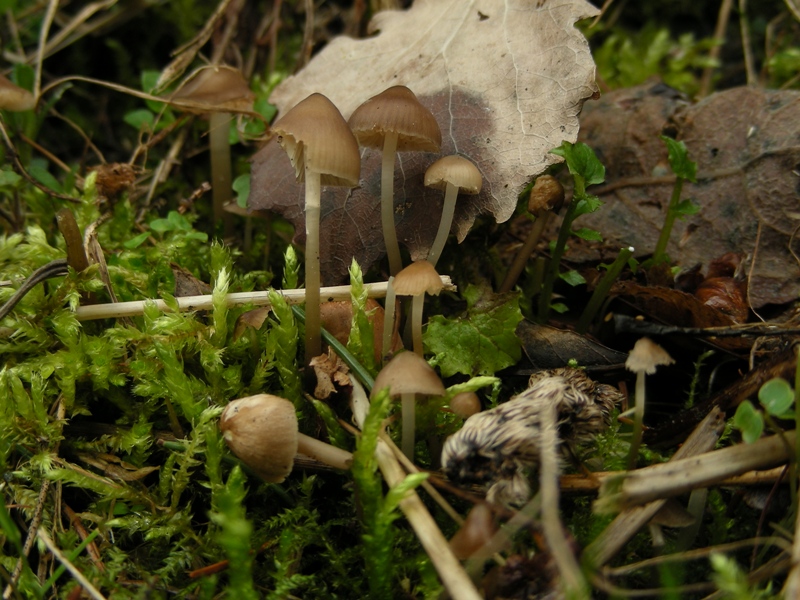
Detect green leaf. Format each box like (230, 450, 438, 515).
(124, 109, 155, 130)
(550, 141, 605, 186)
(123, 231, 150, 249)
(559, 269, 586, 286)
(27, 163, 63, 193)
(674, 198, 700, 217)
(0, 169, 22, 187)
(234, 174, 250, 208)
(758, 377, 795, 417)
(425, 285, 523, 377)
(572, 227, 603, 242)
(573, 195, 604, 217)
(733, 400, 764, 444)
(661, 135, 697, 182)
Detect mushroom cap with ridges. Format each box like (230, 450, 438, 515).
(625, 337, 675, 375)
(348, 85, 441, 153)
(0, 75, 35, 112)
(371, 351, 446, 399)
(424, 155, 482, 195)
(272, 93, 360, 187)
(171, 65, 255, 112)
(392, 260, 444, 297)
(220, 394, 298, 483)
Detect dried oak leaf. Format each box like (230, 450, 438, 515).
(574, 84, 800, 308)
(250, 0, 600, 284)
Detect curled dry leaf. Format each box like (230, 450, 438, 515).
(575, 83, 800, 308)
(250, 0, 600, 283)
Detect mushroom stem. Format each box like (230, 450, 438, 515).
(427, 181, 459, 268)
(381, 131, 402, 275)
(382, 276, 397, 363)
(401, 391, 416, 460)
(209, 112, 233, 237)
(627, 370, 646, 470)
(296, 433, 353, 470)
(410, 293, 425, 357)
(304, 170, 322, 361)
(498, 210, 553, 294)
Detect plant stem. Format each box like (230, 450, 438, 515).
(382, 277, 397, 363)
(209, 112, 233, 237)
(576, 246, 634, 334)
(652, 176, 684, 263)
(401, 392, 416, 460)
(627, 371, 646, 471)
(304, 170, 322, 362)
(427, 181, 457, 267)
(498, 210, 552, 294)
(537, 181, 583, 323)
(410, 293, 424, 357)
(381, 132, 402, 275)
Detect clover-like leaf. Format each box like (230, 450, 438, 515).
(425, 285, 523, 377)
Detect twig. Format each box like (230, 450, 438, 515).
(37, 528, 107, 600)
(34, 0, 59, 100)
(74, 277, 455, 321)
(2, 480, 50, 599)
(739, 0, 757, 86)
(700, 0, 734, 97)
(0, 259, 68, 321)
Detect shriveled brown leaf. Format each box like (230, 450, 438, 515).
(516, 321, 628, 370)
(250, 0, 599, 283)
(575, 84, 800, 308)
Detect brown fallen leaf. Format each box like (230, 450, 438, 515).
(515, 321, 628, 370)
(250, 0, 600, 284)
(575, 83, 800, 308)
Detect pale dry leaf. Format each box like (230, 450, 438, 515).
(250, 0, 599, 283)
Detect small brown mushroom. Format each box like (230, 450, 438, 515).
(349, 86, 441, 275)
(449, 503, 497, 560)
(423, 155, 482, 267)
(449, 392, 481, 419)
(220, 394, 352, 482)
(272, 93, 361, 361)
(372, 351, 445, 460)
(390, 260, 445, 357)
(0, 74, 35, 112)
(171, 66, 255, 236)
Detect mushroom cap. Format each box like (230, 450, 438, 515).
(449, 392, 481, 419)
(0, 74, 35, 112)
(391, 260, 444, 297)
(424, 155, 482, 195)
(528, 174, 565, 214)
(625, 337, 675, 375)
(449, 503, 496, 560)
(220, 394, 298, 482)
(371, 351, 446, 399)
(348, 85, 441, 153)
(171, 65, 255, 112)
(272, 93, 360, 187)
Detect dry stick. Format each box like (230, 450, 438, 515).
(74, 277, 455, 321)
(609, 428, 797, 511)
(37, 528, 107, 600)
(538, 402, 589, 597)
(700, 0, 734, 97)
(498, 211, 552, 294)
(584, 407, 725, 568)
(2, 480, 50, 599)
(559, 467, 792, 492)
(350, 381, 481, 599)
(739, 0, 757, 86)
(374, 440, 482, 600)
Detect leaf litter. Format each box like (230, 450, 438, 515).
(250, 0, 600, 283)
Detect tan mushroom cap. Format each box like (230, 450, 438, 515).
(371, 351, 446, 399)
(0, 74, 35, 112)
(392, 260, 444, 296)
(171, 65, 255, 112)
(528, 174, 565, 214)
(424, 155, 482, 195)
(625, 337, 675, 375)
(220, 394, 298, 483)
(272, 93, 360, 187)
(348, 85, 442, 153)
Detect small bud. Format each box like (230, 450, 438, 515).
(528, 175, 564, 215)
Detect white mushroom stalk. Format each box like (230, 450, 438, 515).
(381, 132, 402, 275)
(427, 180, 460, 267)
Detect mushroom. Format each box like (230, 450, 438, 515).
(348, 86, 441, 275)
(220, 394, 352, 482)
(423, 155, 482, 268)
(271, 93, 361, 361)
(449, 392, 481, 419)
(387, 260, 444, 358)
(372, 351, 446, 460)
(449, 503, 497, 560)
(498, 174, 565, 293)
(0, 74, 35, 112)
(171, 66, 255, 237)
(625, 337, 674, 469)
